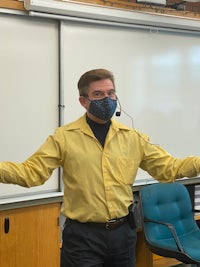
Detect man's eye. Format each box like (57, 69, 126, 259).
(94, 92, 100, 96)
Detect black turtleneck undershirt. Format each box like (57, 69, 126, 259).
(86, 116, 111, 147)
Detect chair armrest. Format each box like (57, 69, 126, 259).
(193, 209, 200, 213)
(144, 217, 184, 253)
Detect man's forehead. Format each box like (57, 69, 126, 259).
(89, 79, 114, 90)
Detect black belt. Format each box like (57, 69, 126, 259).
(103, 217, 128, 230)
(69, 216, 128, 230)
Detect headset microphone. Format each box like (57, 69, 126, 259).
(115, 96, 121, 117)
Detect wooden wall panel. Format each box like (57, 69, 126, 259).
(0, 0, 25, 11)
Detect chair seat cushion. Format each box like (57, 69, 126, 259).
(149, 229, 200, 261)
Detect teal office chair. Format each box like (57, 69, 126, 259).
(140, 182, 200, 267)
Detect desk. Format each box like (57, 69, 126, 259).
(133, 177, 200, 267)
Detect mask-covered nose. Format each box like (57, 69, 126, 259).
(89, 97, 117, 121)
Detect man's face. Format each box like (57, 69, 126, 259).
(79, 79, 116, 123)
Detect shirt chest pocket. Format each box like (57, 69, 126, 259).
(115, 157, 137, 185)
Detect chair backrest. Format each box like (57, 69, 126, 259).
(140, 182, 200, 263)
(141, 182, 197, 238)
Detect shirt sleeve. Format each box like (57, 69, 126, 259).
(140, 137, 200, 182)
(0, 129, 63, 187)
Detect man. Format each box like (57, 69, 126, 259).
(1, 68, 200, 267)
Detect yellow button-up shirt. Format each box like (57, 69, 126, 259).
(1, 114, 200, 222)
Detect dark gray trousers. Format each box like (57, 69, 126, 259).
(60, 219, 137, 267)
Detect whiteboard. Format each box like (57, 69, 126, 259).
(62, 21, 200, 179)
(0, 13, 59, 198)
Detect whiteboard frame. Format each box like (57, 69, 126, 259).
(1, 5, 200, 205)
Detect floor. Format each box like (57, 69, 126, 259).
(153, 256, 182, 267)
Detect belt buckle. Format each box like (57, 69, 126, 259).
(105, 218, 118, 230)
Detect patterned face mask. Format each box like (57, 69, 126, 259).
(88, 97, 117, 121)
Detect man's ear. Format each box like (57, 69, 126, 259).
(79, 96, 88, 108)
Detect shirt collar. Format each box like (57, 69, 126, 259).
(64, 113, 131, 134)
